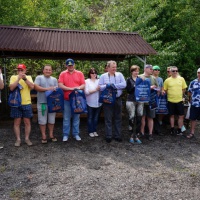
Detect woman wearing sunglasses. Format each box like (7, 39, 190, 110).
(84, 68, 102, 137)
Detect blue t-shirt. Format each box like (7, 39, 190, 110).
(188, 79, 200, 107)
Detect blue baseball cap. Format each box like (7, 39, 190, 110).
(65, 58, 75, 66)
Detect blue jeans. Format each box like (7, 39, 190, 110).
(63, 100, 80, 137)
(87, 105, 102, 133)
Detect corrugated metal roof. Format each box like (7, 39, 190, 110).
(0, 25, 157, 60)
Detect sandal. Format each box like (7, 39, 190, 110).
(186, 133, 194, 139)
(49, 137, 57, 142)
(41, 139, 48, 144)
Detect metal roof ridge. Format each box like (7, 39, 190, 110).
(0, 24, 139, 35)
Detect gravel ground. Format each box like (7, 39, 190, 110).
(0, 117, 200, 200)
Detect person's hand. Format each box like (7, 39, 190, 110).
(96, 85, 100, 91)
(21, 73, 27, 80)
(151, 85, 157, 89)
(17, 72, 23, 80)
(106, 83, 111, 88)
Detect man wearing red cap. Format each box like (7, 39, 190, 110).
(58, 59, 85, 142)
(9, 64, 34, 147)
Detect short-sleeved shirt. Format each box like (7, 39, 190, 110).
(10, 75, 33, 105)
(58, 70, 85, 100)
(155, 77, 163, 90)
(138, 74, 158, 87)
(188, 78, 200, 107)
(34, 75, 58, 103)
(85, 78, 102, 108)
(164, 76, 187, 103)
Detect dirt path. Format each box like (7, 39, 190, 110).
(0, 119, 200, 200)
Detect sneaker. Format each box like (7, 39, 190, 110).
(93, 132, 99, 137)
(25, 139, 33, 146)
(138, 132, 145, 138)
(177, 131, 183, 136)
(135, 138, 142, 144)
(170, 129, 176, 136)
(106, 138, 112, 143)
(114, 138, 122, 142)
(147, 134, 153, 141)
(74, 135, 81, 141)
(63, 136, 68, 142)
(0, 143, 3, 149)
(129, 138, 134, 144)
(14, 140, 21, 147)
(89, 133, 95, 137)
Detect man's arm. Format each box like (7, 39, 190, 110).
(34, 84, 56, 92)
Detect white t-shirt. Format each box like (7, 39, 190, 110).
(84, 79, 102, 108)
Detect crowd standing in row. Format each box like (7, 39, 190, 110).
(0, 59, 199, 147)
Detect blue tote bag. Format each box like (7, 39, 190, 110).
(155, 94, 168, 114)
(69, 89, 87, 114)
(45, 88, 64, 113)
(135, 77, 150, 103)
(8, 84, 22, 107)
(99, 84, 117, 105)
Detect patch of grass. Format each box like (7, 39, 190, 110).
(0, 165, 6, 173)
(9, 189, 23, 200)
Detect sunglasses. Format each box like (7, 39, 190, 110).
(154, 69, 160, 71)
(171, 70, 178, 72)
(17, 69, 23, 71)
(90, 72, 97, 74)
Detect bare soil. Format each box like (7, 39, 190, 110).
(0, 117, 200, 200)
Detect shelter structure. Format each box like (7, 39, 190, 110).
(0, 25, 156, 62)
(0, 25, 157, 117)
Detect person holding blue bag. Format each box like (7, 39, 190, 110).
(138, 64, 159, 141)
(34, 65, 58, 144)
(99, 60, 126, 143)
(9, 64, 34, 147)
(58, 58, 85, 142)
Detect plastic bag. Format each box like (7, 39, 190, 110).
(135, 77, 150, 103)
(8, 84, 22, 107)
(185, 103, 191, 119)
(149, 89, 159, 109)
(155, 94, 168, 114)
(69, 89, 87, 114)
(45, 88, 64, 113)
(99, 84, 117, 105)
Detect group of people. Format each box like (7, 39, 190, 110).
(0, 59, 200, 147)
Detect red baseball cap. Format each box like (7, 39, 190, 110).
(17, 64, 26, 70)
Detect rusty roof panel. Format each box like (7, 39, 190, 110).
(0, 25, 156, 60)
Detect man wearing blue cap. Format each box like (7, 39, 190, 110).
(58, 59, 85, 142)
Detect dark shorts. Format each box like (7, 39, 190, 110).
(10, 104, 33, 118)
(189, 105, 200, 120)
(168, 101, 184, 116)
(143, 104, 155, 118)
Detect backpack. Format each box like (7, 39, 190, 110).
(69, 89, 87, 114)
(45, 88, 64, 113)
